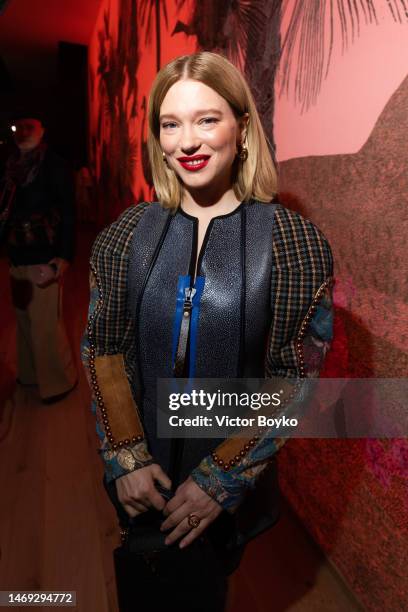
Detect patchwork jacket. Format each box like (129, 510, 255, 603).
(81, 198, 334, 529)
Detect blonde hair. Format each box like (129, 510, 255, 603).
(147, 51, 278, 210)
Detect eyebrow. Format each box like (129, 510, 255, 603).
(159, 108, 223, 121)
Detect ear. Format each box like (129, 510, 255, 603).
(237, 112, 250, 144)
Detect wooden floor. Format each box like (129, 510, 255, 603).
(0, 225, 363, 612)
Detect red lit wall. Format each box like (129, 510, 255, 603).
(88, 2, 408, 609)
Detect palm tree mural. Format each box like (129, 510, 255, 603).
(279, 0, 408, 113)
(172, 0, 281, 158)
(140, 96, 153, 190)
(93, 0, 140, 223)
(137, 0, 169, 203)
(118, 0, 139, 118)
(140, 0, 169, 72)
(172, 0, 408, 148)
(173, 0, 269, 74)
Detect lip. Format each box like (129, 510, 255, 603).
(176, 155, 211, 172)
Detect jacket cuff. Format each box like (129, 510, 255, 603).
(101, 439, 155, 483)
(190, 456, 253, 514)
(190, 455, 272, 514)
(190, 433, 286, 514)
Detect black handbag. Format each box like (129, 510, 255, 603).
(103, 476, 232, 612)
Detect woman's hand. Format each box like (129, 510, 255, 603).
(116, 463, 172, 517)
(160, 476, 223, 549)
(48, 257, 69, 279)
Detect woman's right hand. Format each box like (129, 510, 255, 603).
(116, 463, 172, 517)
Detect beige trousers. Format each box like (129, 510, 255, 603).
(9, 265, 77, 400)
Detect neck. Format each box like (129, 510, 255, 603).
(17, 141, 42, 155)
(181, 184, 240, 217)
(18, 149, 32, 157)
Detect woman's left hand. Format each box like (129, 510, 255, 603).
(160, 475, 223, 549)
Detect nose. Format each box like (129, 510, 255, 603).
(17, 128, 30, 138)
(179, 125, 200, 155)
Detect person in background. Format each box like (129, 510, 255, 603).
(0, 112, 77, 403)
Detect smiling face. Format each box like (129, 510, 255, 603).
(159, 79, 247, 201)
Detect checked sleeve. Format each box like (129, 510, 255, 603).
(80, 203, 155, 483)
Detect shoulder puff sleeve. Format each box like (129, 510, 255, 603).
(190, 204, 335, 513)
(80, 202, 155, 483)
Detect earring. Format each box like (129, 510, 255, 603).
(162, 151, 168, 165)
(238, 144, 248, 162)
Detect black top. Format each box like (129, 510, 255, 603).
(2, 149, 76, 266)
(127, 200, 277, 483)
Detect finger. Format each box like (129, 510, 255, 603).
(123, 502, 148, 517)
(131, 498, 151, 512)
(118, 487, 149, 512)
(151, 464, 172, 491)
(179, 521, 208, 549)
(162, 489, 187, 517)
(164, 512, 206, 547)
(164, 520, 191, 546)
(160, 501, 191, 532)
(146, 487, 168, 512)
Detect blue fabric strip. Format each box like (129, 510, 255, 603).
(96, 418, 105, 441)
(172, 275, 191, 367)
(310, 301, 333, 342)
(189, 275, 205, 378)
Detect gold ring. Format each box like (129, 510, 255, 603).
(187, 513, 201, 528)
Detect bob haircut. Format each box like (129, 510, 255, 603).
(147, 51, 278, 210)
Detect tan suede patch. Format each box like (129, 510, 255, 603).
(93, 354, 144, 442)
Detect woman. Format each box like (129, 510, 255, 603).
(81, 51, 334, 611)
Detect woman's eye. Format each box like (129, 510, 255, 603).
(200, 117, 219, 125)
(161, 122, 177, 129)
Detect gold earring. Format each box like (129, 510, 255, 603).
(238, 144, 248, 162)
(162, 151, 168, 164)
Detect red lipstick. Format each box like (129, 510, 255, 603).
(177, 155, 210, 172)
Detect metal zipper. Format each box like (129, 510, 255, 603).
(171, 287, 197, 487)
(183, 286, 196, 317)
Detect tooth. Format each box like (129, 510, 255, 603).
(186, 159, 205, 165)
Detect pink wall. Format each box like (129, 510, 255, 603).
(275, 3, 408, 609)
(276, 15, 408, 160)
